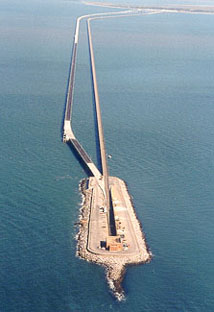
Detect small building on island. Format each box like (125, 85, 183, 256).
(106, 235, 123, 252)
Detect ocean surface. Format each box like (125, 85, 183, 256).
(0, 0, 214, 311)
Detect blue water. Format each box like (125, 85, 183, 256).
(0, 1, 214, 311)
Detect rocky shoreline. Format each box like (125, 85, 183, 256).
(76, 178, 152, 300)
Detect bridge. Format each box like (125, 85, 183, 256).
(87, 17, 111, 234)
(63, 13, 112, 231)
(63, 16, 102, 182)
(63, 11, 137, 235)
(63, 11, 135, 178)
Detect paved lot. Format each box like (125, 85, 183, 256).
(87, 176, 142, 257)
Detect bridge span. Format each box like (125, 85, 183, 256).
(63, 11, 132, 182)
(63, 15, 102, 181)
(63, 11, 138, 234)
(87, 17, 111, 233)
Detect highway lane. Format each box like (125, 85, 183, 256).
(65, 42, 77, 121)
(87, 18, 111, 234)
(70, 139, 92, 164)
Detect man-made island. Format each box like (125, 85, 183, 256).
(78, 176, 151, 299)
(63, 11, 151, 299)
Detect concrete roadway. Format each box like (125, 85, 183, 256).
(87, 18, 111, 234)
(65, 42, 77, 121)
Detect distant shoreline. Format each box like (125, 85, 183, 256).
(82, 1, 214, 15)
